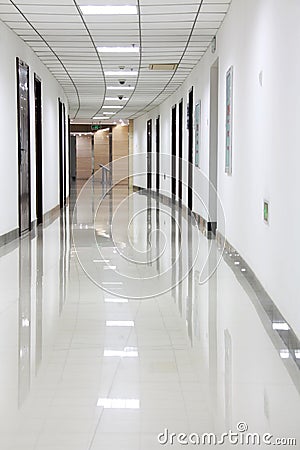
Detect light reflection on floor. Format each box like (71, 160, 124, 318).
(0, 182, 299, 449)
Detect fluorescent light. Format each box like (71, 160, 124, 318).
(103, 266, 117, 270)
(102, 105, 123, 109)
(105, 97, 129, 101)
(107, 86, 134, 90)
(102, 281, 123, 285)
(105, 71, 138, 76)
(106, 320, 134, 327)
(93, 116, 107, 120)
(104, 298, 128, 303)
(81, 5, 137, 15)
(272, 322, 290, 331)
(295, 350, 300, 359)
(103, 112, 116, 115)
(98, 46, 139, 53)
(97, 398, 140, 409)
(93, 259, 110, 263)
(104, 347, 138, 357)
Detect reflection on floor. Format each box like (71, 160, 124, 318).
(0, 182, 299, 450)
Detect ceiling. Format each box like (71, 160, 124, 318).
(0, 0, 231, 121)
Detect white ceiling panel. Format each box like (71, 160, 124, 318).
(0, 0, 232, 119)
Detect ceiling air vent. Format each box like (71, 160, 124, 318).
(148, 63, 178, 71)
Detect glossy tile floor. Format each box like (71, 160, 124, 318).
(1, 182, 300, 450)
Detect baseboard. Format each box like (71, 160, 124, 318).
(216, 230, 300, 379)
(43, 204, 61, 226)
(0, 228, 19, 247)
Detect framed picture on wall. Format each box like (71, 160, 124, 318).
(225, 66, 233, 174)
(194, 101, 201, 167)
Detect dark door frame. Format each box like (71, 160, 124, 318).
(147, 119, 152, 190)
(178, 100, 183, 202)
(188, 87, 194, 211)
(63, 103, 67, 205)
(156, 116, 160, 191)
(34, 74, 43, 225)
(171, 105, 177, 198)
(58, 99, 67, 208)
(16, 58, 31, 235)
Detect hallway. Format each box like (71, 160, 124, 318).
(0, 183, 299, 450)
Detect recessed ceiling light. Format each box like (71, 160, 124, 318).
(107, 86, 134, 90)
(106, 97, 129, 101)
(102, 105, 123, 109)
(93, 116, 107, 119)
(103, 112, 116, 115)
(97, 46, 139, 53)
(295, 350, 300, 359)
(80, 5, 137, 15)
(105, 71, 138, 76)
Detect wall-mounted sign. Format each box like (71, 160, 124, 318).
(91, 124, 101, 131)
(194, 101, 201, 167)
(225, 66, 233, 175)
(264, 200, 269, 224)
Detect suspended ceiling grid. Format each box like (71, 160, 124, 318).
(0, 0, 231, 121)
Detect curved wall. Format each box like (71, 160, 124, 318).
(134, 0, 300, 338)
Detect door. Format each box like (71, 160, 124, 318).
(188, 87, 194, 211)
(178, 100, 183, 202)
(147, 119, 152, 190)
(156, 116, 160, 191)
(171, 105, 177, 198)
(58, 99, 66, 208)
(17, 58, 31, 234)
(34, 75, 43, 225)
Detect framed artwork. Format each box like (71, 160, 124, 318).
(225, 66, 233, 174)
(194, 101, 201, 167)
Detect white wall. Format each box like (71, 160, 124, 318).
(0, 19, 68, 236)
(134, 0, 300, 338)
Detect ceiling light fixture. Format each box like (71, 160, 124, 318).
(106, 97, 129, 101)
(107, 86, 134, 90)
(105, 71, 138, 76)
(93, 116, 107, 120)
(97, 46, 139, 53)
(103, 112, 116, 115)
(80, 5, 137, 15)
(102, 105, 123, 109)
